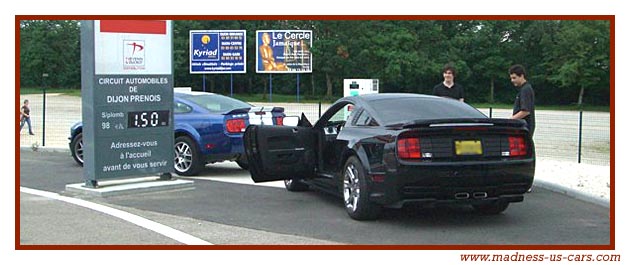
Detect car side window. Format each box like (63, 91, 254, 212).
(323, 103, 354, 134)
(329, 104, 353, 123)
(353, 109, 378, 127)
(174, 102, 192, 114)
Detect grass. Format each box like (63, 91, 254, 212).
(19, 88, 610, 112)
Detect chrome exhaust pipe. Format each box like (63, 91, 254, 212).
(473, 192, 488, 199)
(455, 192, 470, 199)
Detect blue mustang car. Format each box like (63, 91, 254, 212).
(69, 89, 285, 176)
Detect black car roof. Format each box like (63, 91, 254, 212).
(344, 93, 440, 101)
(335, 93, 484, 126)
(337, 93, 440, 105)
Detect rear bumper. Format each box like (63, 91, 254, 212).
(368, 160, 535, 208)
(200, 133, 245, 163)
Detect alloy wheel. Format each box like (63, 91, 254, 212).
(174, 141, 193, 173)
(343, 163, 360, 212)
(75, 139, 84, 164)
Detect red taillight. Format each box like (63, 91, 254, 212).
(275, 116, 283, 126)
(397, 137, 421, 159)
(508, 136, 527, 156)
(226, 119, 246, 133)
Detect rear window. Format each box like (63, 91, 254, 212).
(178, 93, 252, 113)
(370, 97, 487, 124)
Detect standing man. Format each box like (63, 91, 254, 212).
(509, 64, 535, 136)
(433, 64, 464, 102)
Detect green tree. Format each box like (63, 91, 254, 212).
(18, 19, 610, 106)
(544, 20, 610, 106)
(20, 20, 81, 89)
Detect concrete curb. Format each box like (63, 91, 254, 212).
(534, 178, 609, 208)
(65, 176, 195, 197)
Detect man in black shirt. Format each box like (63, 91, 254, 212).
(433, 64, 464, 102)
(509, 64, 535, 136)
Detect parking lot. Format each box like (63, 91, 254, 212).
(19, 149, 610, 245)
(17, 93, 612, 246)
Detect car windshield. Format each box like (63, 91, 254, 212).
(370, 97, 487, 125)
(179, 93, 252, 113)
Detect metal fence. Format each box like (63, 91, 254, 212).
(19, 94, 81, 150)
(19, 93, 610, 166)
(481, 108, 610, 166)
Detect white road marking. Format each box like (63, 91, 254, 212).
(20, 186, 212, 245)
(187, 175, 286, 188)
(185, 161, 287, 188)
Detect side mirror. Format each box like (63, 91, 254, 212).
(283, 116, 300, 126)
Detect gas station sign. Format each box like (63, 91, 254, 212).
(80, 20, 174, 187)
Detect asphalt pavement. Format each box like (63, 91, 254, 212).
(20, 191, 184, 245)
(18, 148, 610, 246)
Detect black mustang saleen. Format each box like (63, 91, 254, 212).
(244, 93, 535, 220)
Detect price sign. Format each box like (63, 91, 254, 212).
(127, 110, 170, 128)
(81, 20, 174, 187)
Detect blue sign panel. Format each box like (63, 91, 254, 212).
(190, 30, 246, 74)
(256, 30, 312, 73)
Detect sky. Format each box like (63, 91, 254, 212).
(5, 0, 626, 264)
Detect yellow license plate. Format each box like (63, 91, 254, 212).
(455, 140, 483, 155)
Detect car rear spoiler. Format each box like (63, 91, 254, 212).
(223, 107, 251, 115)
(248, 106, 285, 114)
(386, 118, 527, 129)
(222, 106, 286, 116)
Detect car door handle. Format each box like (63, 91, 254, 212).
(270, 148, 304, 152)
(292, 128, 299, 133)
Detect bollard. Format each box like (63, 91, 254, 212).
(318, 101, 322, 118)
(578, 111, 583, 163)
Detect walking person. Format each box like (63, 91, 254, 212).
(508, 64, 535, 136)
(20, 99, 35, 135)
(432, 63, 465, 102)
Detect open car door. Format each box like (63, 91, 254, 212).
(244, 125, 317, 183)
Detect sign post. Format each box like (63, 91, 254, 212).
(80, 20, 174, 188)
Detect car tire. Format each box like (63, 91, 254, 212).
(473, 201, 510, 215)
(70, 133, 84, 166)
(236, 155, 249, 170)
(342, 156, 382, 220)
(284, 178, 309, 192)
(174, 136, 203, 176)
